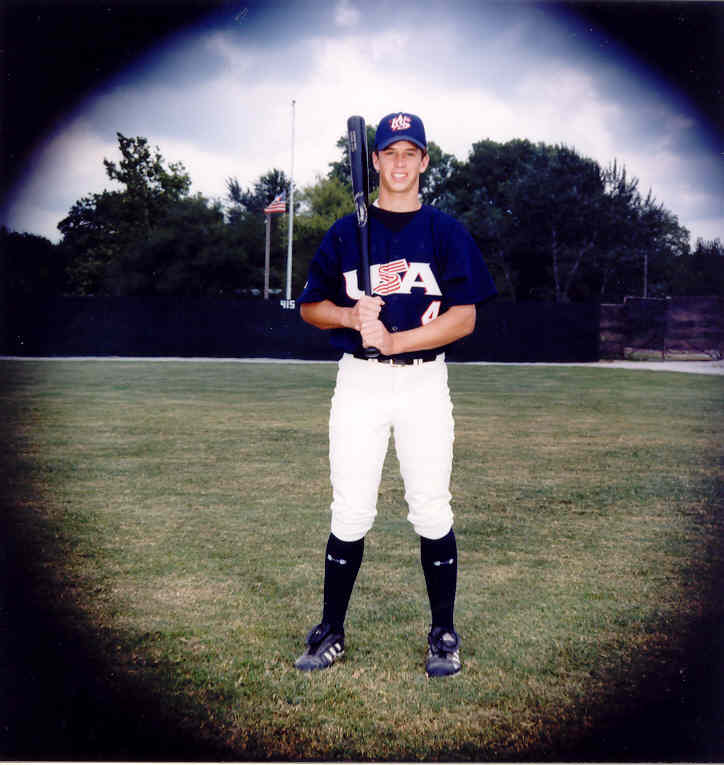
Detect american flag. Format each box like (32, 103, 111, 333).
(264, 192, 287, 214)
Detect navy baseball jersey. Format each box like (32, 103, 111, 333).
(298, 204, 497, 359)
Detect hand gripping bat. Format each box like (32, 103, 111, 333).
(347, 115, 380, 359)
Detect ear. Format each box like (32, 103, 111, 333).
(371, 151, 380, 172)
(419, 151, 430, 173)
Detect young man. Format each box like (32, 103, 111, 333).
(295, 112, 496, 677)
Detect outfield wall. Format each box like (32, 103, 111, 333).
(600, 296, 723, 360)
(4, 297, 601, 362)
(5, 296, 720, 361)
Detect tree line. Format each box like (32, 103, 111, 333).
(2, 130, 722, 303)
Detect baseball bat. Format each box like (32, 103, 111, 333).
(347, 115, 379, 358)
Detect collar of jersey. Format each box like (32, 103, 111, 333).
(369, 202, 421, 233)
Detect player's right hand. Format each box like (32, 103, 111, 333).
(349, 295, 384, 332)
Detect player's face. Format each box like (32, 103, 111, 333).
(373, 141, 429, 197)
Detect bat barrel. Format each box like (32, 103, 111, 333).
(347, 114, 379, 357)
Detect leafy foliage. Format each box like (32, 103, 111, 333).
(670, 237, 724, 297)
(290, 175, 355, 291)
(0, 227, 67, 297)
(226, 169, 289, 217)
(26, 130, 717, 302)
(436, 140, 692, 302)
(328, 123, 379, 194)
(59, 134, 193, 295)
(102, 133, 191, 228)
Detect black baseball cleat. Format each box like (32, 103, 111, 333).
(294, 622, 345, 672)
(425, 626, 461, 677)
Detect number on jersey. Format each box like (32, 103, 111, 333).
(421, 300, 441, 325)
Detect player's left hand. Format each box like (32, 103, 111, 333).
(361, 319, 396, 356)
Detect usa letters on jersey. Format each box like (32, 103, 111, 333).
(298, 205, 497, 359)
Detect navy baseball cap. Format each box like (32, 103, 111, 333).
(374, 112, 427, 152)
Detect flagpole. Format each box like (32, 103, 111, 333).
(285, 99, 296, 304)
(263, 213, 271, 300)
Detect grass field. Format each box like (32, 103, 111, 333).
(1, 359, 723, 760)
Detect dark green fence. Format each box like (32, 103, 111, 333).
(3, 297, 602, 362)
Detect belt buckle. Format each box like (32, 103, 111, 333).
(362, 355, 428, 366)
(374, 356, 401, 366)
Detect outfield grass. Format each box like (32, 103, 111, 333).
(1, 360, 723, 760)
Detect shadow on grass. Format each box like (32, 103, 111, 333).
(563, 539, 724, 761)
(528, 483, 724, 762)
(557, 613, 724, 763)
(3, 494, 723, 762)
(0, 510, 240, 761)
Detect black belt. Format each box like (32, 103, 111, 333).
(352, 351, 439, 365)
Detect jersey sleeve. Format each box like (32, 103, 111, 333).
(438, 218, 497, 307)
(297, 224, 342, 305)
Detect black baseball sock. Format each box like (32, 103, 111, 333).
(420, 528, 458, 632)
(322, 533, 364, 633)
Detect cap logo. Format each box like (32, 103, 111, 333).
(390, 113, 412, 131)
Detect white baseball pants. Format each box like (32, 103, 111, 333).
(328, 353, 455, 542)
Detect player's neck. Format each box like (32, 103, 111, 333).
(376, 188, 422, 213)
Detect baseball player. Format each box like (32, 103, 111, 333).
(295, 112, 496, 677)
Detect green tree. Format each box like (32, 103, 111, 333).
(580, 162, 689, 301)
(290, 175, 355, 296)
(595, 161, 644, 300)
(104, 194, 250, 296)
(226, 169, 290, 216)
(327, 123, 378, 195)
(1, 227, 66, 298)
(298, 174, 354, 224)
(668, 237, 722, 297)
(517, 144, 606, 302)
(227, 207, 276, 296)
(58, 190, 125, 294)
(103, 133, 191, 236)
(419, 142, 457, 207)
(635, 191, 689, 299)
(441, 140, 689, 302)
(690, 238, 724, 296)
(439, 138, 541, 300)
(59, 134, 193, 295)
(225, 170, 292, 295)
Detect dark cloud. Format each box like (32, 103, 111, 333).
(559, 1, 723, 139)
(1, 0, 721, 241)
(0, 0, 225, 202)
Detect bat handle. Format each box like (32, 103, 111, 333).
(362, 280, 380, 359)
(360, 265, 380, 358)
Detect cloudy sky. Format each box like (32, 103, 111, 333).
(1, 0, 722, 245)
